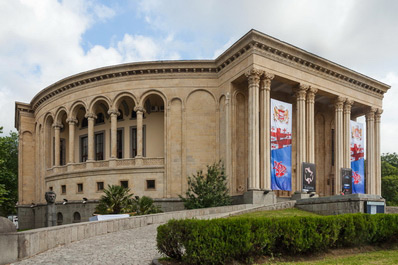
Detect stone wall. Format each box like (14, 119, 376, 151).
(2, 204, 255, 265)
(295, 194, 385, 215)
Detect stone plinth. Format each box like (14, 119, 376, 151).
(295, 194, 384, 215)
(243, 190, 276, 205)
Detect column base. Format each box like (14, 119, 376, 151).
(243, 189, 276, 205)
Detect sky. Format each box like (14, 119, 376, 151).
(0, 0, 397, 153)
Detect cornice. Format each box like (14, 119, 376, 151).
(214, 30, 389, 99)
(31, 61, 218, 111)
(29, 29, 390, 113)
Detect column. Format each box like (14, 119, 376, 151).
(108, 109, 120, 159)
(225, 92, 232, 192)
(366, 107, 376, 194)
(334, 97, 345, 194)
(66, 118, 77, 164)
(86, 113, 96, 161)
(53, 123, 62, 166)
(260, 72, 274, 190)
(245, 68, 263, 190)
(343, 99, 353, 168)
(134, 106, 145, 158)
(375, 109, 382, 195)
(296, 84, 308, 191)
(306, 86, 317, 164)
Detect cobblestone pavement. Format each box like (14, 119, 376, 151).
(12, 223, 162, 265)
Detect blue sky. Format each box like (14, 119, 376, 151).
(1, 0, 398, 153)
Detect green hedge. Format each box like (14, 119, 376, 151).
(156, 214, 398, 265)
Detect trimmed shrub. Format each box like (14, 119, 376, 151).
(157, 214, 398, 265)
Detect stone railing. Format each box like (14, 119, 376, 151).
(116, 158, 136, 167)
(142, 157, 164, 166)
(93, 160, 109, 168)
(45, 157, 164, 177)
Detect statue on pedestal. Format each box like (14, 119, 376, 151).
(45, 191, 57, 227)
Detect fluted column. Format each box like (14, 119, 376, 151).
(334, 97, 345, 194)
(108, 109, 120, 159)
(134, 106, 145, 158)
(296, 84, 308, 191)
(245, 68, 263, 190)
(225, 92, 232, 192)
(53, 123, 63, 166)
(86, 113, 96, 162)
(306, 86, 317, 164)
(66, 118, 77, 164)
(366, 107, 376, 194)
(375, 109, 382, 195)
(343, 99, 353, 168)
(260, 72, 274, 190)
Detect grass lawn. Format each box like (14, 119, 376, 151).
(258, 245, 398, 264)
(232, 207, 320, 218)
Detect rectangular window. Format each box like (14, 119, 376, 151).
(146, 179, 155, 190)
(120, 180, 128, 189)
(77, 183, 83, 193)
(95, 132, 104, 161)
(52, 137, 55, 166)
(80, 135, 88, 162)
(131, 126, 146, 158)
(60, 138, 66, 166)
(117, 129, 123, 159)
(61, 185, 66, 194)
(97, 182, 104, 191)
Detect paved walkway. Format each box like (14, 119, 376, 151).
(12, 223, 162, 265)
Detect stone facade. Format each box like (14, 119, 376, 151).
(15, 29, 390, 228)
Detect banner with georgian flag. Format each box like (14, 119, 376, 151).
(270, 99, 292, 191)
(350, 120, 365, 194)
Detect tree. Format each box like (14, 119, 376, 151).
(95, 185, 134, 214)
(179, 161, 231, 209)
(381, 153, 398, 206)
(0, 127, 18, 216)
(132, 196, 162, 215)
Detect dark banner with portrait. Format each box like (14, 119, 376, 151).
(341, 168, 353, 194)
(302, 162, 316, 192)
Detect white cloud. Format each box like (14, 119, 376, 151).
(0, 0, 179, 134)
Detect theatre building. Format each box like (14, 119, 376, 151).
(15, 30, 390, 229)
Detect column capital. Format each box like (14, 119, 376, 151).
(306, 86, 318, 103)
(108, 108, 120, 117)
(260, 72, 274, 91)
(245, 68, 264, 85)
(295, 84, 308, 101)
(134, 106, 146, 114)
(366, 107, 376, 121)
(66, 118, 78, 125)
(334, 96, 345, 110)
(85, 112, 97, 120)
(343, 99, 354, 114)
(52, 122, 63, 129)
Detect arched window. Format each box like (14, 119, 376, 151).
(81, 117, 88, 128)
(73, 212, 81, 223)
(117, 109, 123, 121)
(95, 113, 104, 124)
(57, 212, 63, 226)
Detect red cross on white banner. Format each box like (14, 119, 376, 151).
(271, 128, 292, 149)
(350, 144, 364, 161)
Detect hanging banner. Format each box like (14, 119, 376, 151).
(271, 99, 292, 191)
(350, 120, 365, 194)
(302, 162, 316, 192)
(341, 168, 353, 194)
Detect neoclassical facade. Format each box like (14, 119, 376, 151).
(15, 30, 390, 228)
